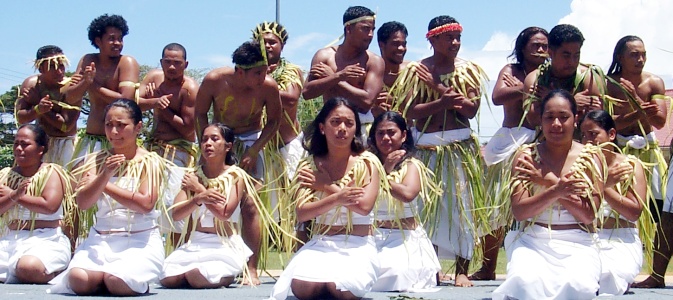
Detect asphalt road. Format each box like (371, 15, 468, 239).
(3, 277, 673, 300)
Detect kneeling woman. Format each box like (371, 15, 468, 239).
(160, 123, 256, 288)
(580, 110, 646, 295)
(0, 124, 73, 284)
(49, 99, 168, 296)
(492, 90, 604, 300)
(270, 98, 388, 300)
(368, 111, 441, 292)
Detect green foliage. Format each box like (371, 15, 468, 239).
(297, 96, 323, 132)
(0, 145, 12, 168)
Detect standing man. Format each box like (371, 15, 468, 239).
(609, 36, 670, 289)
(252, 22, 305, 250)
(195, 40, 282, 285)
(138, 43, 199, 250)
(373, 21, 409, 116)
(523, 24, 603, 127)
(391, 15, 489, 287)
(16, 45, 94, 166)
(302, 5, 384, 135)
(472, 27, 548, 281)
(72, 14, 140, 161)
(139, 43, 199, 168)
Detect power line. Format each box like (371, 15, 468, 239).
(0, 71, 25, 80)
(0, 67, 30, 77)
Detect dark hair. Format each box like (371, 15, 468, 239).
(202, 123, 237, 166)
(368, 111, 415, 167)
(607, 35, 644, 75)
(232, 41, 264, 68)
(548, 24, 584, 50)
(17, 124, 49, 154)
(304, 97, 365, 156)
(428, 15, 459, 31)
(377, 21, 408, 44)
(162, 43, 187, 60)
(509, 27, 548, 64)
(578, 109, 615, 133)
(540, 89, 577, 116)
(104, 98, 142, 125)
(343, 6, 375, 25)
(87, 14, 129, 49)
(36, 45, 64, 60)
(253, 22, 289, 44)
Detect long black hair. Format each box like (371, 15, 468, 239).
(368, 111, 415, 170)
(607, 35, 643, 75)
(201, 123, 237, 166)
(303, 97, 365, 156)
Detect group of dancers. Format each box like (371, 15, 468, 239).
(1, 4, 672, 300)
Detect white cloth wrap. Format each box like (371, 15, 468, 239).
(597, 227, 642, 296)
(414, 127, 475, 260)
(235, 131, 265, 180)
(159, 166, 186, 234)
(372, 226, 440, 292)
(617, 132, 665, 200)
(0, 227, 71, 283)
(269, 234, 378, 300)
(358, 110, 374, 142)
(48, 175, 165, 294)
(492, 225, 601, 300)
(161, 231, 252, 284)
(279, 133, 306, 180)
(44, 136, 75, 167)
(483, 127, 535, 166)
(48, 228, 164, 294)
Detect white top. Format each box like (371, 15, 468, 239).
(94, 176, 159, 232)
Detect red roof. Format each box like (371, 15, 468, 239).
(653, 89, 673, 148)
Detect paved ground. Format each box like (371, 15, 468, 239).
(3, 276, 673, 300)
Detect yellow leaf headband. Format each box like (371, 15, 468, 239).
(236, 37, 268, 70)
(252, 21, 288, 45)
(343, 15, 376, 27)
(33, 54, 70, 71)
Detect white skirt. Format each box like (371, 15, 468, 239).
(48, 227, 164, 294)
(597, 227, 643, 296)
(372, 226, 440, 292)
(162, 231, 252, 284)
(492, 225, 601, 300)
(269, 234, 378, 300)
(44, 136, 75, 167)
(0, 227, 71, 283)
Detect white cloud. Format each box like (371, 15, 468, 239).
(482, 31, 514, 52)
(561, 0, 673, 78)
(203, 55, 231, 67)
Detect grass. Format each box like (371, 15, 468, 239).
(263, 248, 673, 276)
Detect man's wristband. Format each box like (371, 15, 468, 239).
(33, 104, 42, 115)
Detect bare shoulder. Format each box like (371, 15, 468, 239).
(313, 47, 336, 62)
(145, 69, 163, 80)
(203, 67, 233, 83)
(182, 76, 199, 90)
(21, 74, 39, 88)
(119, 55, 139, 67)
(644, 71, 665, 88)
(81, 53, 98, 64)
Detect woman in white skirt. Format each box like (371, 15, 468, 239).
(492, 90, 604, 300)
(367, 111, 441, 292)
(580, 110, 646, 295)
(269, 98, 387, 300)
(0, 124, 73, 284)
(49, 99, 168, 296)
(160, 123, 255, 288)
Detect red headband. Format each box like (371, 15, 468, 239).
(426, 23, 463, 39)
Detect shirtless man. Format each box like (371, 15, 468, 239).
(473, 27, 548, 281)
(373, 21, 409, 116)
(139, 43, 198, 168)
(523, 24, 602, 127)
(302, 5, 384, 135)
(138, 43, 199, 250)
(607, 36, 669, 289)
(16, 45, 94, 166)
(252, 22, 306, 248)
(195, 40, 282, 285)
(72, 14, 140, 161)
(393, 15, 489, 287)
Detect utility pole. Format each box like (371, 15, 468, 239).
(275, 0, 280, 23)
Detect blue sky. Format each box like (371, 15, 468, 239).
(1, 0, 671, 140)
